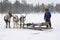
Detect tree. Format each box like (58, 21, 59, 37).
(55, 4, 60, 13)
(40, 3, 45, 12)
(22, 0, 27, 4)
(2, 0, 12, 13)
(13, 0, 21, 13)
(47, 3, 54, 12)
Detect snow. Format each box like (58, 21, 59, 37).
(0, 13, 60, 40)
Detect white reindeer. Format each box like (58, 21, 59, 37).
(13, 15, 19, 28)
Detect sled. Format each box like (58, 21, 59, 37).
(23, 22, 53, 30)
(24, 27, 53, 31)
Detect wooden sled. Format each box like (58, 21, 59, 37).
(23, 22, 53, 30)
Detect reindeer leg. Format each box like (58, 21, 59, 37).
(16, 22, 18, 28)
(6, 22, 8, 28)
(9, 21, 10, 28)
(13, 22, 15, 28)
(23, 23, 24, 28)
(20, 22, 21, 28)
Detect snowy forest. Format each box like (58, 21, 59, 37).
(0, 0, 60, 13)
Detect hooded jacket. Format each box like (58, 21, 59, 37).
(44, 12, 51, 20)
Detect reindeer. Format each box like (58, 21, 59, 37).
(4, 12, 13, 28)
(20, 15, 26, 28)
(13, 15, 19, 28)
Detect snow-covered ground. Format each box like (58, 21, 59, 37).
(0, 13, 60, 40)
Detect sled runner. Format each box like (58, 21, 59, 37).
(24, 26, 53, 31)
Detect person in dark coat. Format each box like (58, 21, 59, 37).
(44, 8, 51, 28)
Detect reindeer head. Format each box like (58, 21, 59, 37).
(21, 15, 26, 18)
(9, 12, 13, 17)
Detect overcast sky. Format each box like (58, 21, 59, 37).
(0, 0, 60, 5)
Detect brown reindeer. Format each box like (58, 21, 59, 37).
(20, 15, 26, 28)
(4, 12, 13, 28)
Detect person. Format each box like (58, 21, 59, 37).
(44, 8, 51, 28)
(4, 12, 13, 28)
